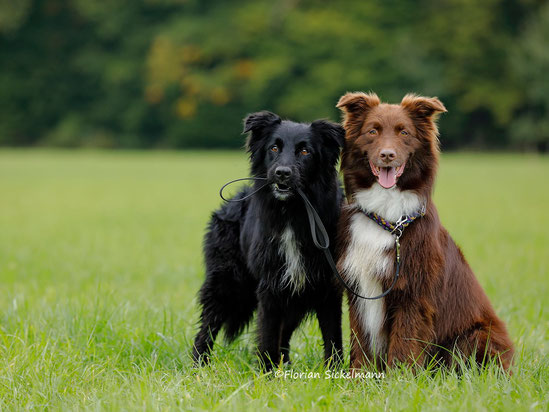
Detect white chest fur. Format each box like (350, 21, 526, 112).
(343, 184, 422, 356)
(279, 226, 306, 293)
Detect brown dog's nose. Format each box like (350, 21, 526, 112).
(380, 149, 396, 163)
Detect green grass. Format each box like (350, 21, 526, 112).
(0, 149, 547, 411)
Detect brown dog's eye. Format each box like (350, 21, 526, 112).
(300, 148, 309, 156)
(270, 145, 279, 153)
(368, 129, 377, 135)
(400, 130, 409, 136)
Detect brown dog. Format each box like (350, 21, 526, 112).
(336, 92, 514, 371)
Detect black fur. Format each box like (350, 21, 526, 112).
(192, 111, 345, 370)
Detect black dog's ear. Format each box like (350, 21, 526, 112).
(311, 120, 345, 165)
(243, 111, 281, 134)
(243, 111, 281, 152)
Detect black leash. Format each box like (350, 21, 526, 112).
(296, 187, 401, 300)
(220, 177, 271, 202)
(219, 177, 406, 300)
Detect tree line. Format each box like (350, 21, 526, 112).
(0, 0, 547, 151)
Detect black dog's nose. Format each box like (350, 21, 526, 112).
(275, 166, 292, 180)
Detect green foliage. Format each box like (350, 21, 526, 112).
(0, 0, 547, 149)
(510, 2, 549, 150)
(0, 150, 547, 409)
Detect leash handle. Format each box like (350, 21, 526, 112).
(219, 177, 269, 202)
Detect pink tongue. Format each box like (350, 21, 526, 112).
(378, 167, 397, 188)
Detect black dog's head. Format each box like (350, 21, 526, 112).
(243, 111, 345, 201)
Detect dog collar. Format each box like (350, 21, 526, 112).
(360, 205, 426, 239)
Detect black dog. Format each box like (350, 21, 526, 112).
(192, 111, 345, 369)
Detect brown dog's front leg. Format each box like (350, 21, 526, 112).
(387, 300, 435, 369)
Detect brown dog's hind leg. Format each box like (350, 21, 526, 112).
(453, 321, 514, 372)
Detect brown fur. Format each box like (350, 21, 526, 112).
(336, 92, 514, 371)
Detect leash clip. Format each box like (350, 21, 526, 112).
(394, 236, 401, 264)
(391, 215, 408, 239)
(391, 216, 405, 265)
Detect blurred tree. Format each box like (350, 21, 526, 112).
(0, 0, 32, 33)
(0, 0, 179, 147)
(0, 0, 94, 145)
(509, 2, 549, 151)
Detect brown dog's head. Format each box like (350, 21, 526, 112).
(336, 92, 446, 198)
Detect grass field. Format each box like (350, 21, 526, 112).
(0, 149, 547, 410)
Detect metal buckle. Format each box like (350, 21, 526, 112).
(394, 215, 408, 227)
(391, 215, 408, 238)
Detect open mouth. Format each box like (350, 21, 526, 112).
(369, 160, 406, 189)
(272, 183, 293, 199)
(273, 183, 291, 192)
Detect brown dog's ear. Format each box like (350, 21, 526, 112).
(401, 94, 447, 119)
(401, 94, 446, 148)
(336, 92, 380, 137)
(336, 92, 380, 115)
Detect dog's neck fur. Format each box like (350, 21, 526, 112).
(352, 183, 424, 222)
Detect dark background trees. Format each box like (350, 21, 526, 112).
(0, 0, 547, 150)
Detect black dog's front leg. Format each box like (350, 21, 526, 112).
(256, 295, 283, 371)
(316, 290, 343, 365)
(280, 307, 306, 364)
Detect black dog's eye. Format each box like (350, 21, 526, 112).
(400, 130, 409, 136)
(368, 129, 377, 135)
(300, 148, 309, 156)
(270, 145, 279, 153)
